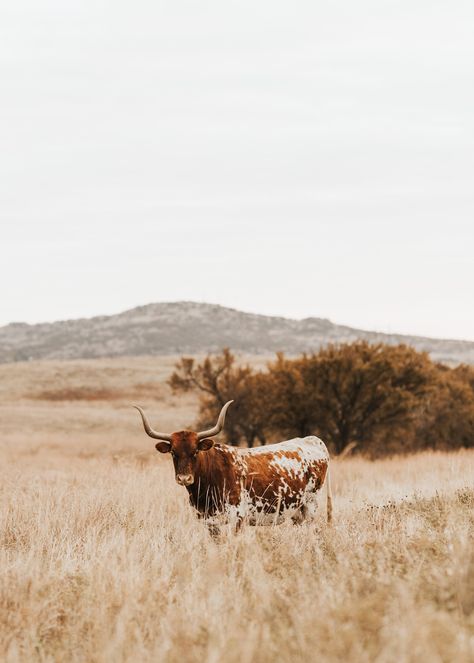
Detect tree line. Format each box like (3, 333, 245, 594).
(168, 342, 474, 456)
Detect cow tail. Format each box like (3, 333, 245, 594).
(326, 463, 333, 524)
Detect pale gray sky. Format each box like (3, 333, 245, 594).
(1, 0, 473, 339)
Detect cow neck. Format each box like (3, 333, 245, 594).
(195, 445, 224, 485)
(186, 445, 234, 505)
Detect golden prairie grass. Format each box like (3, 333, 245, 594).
(0, 357, 473, 662)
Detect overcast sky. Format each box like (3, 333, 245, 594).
(1, 0, 473, 339)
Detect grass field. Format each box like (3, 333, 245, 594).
(0, 357, 473, 662)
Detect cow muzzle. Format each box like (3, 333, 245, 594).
(176, 474, 194, 486)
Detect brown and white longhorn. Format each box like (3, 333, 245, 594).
(134, 400, 332, 527)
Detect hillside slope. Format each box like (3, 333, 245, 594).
(1, 301, 473, 364)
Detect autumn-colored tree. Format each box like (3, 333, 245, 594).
(169, 343, 472, 455)
(168, 348, 269, 446)
(415, 364, 474, 450)
(263, 353, 319, 438)
(258, 343, 435, 454)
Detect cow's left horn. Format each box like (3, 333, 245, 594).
(133, 405, 172, 442)
(197, 400, 234, 440)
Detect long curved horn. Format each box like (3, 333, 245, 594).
(197, 400, 234, 440)
(133, 405, 172, 442)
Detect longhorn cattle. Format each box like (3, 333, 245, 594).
(134, 400, 332, 528)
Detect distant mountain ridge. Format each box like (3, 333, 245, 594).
(1, 301, 473, 365)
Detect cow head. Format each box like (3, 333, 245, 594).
(133, 400, 233, 486)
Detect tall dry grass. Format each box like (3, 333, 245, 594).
(0, 357, 473, 662)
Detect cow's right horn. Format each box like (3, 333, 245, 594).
(197, 400, 234, 440)
(133, 405, 172, 441)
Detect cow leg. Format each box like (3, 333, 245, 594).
(198, 512, 221, 538)
(206, 518, 242, 536)
(234, 516, 244, 533)
(291, 505, 307, 525)
(206, 523, 221, 538)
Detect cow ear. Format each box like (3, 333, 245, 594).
(198, 438, 214, 452)
(155, 442, 171, 454)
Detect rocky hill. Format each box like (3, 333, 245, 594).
(1, 302, 473, 365)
